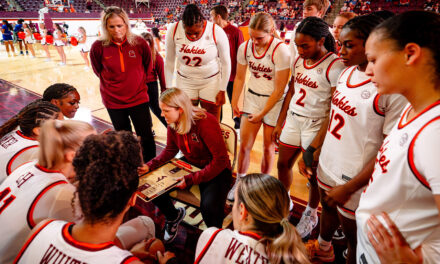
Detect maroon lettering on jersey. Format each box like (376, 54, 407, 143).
(295, 73, 318, 89)
(179, 44, 206, 54)
(248, 62, 272, 73)
(40, 244, 85, 264)
(0, 135, 18, 149)
(376, 140, 390, 173)
(16, 172, 34, 188)
(331, 91, 358, 116)
(225, 238, 242, 260)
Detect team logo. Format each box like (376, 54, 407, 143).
(128, 50, 136, 58)
(316, 68, 323, 74)
(361, 90, 371, 99)
(191, 133, 199, 142)
(399, 133, 408, 146)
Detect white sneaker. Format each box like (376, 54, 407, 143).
(58, 62, 66, 66)
(227, 176, 242, 201)
(296, 209, 319, 238)
(289, 198, 294, 211)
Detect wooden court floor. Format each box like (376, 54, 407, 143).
(0, 42, 310, 203)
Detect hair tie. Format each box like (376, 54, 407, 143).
(280, 218, 289, 226)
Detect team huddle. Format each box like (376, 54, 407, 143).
(0, 1, 439, 264)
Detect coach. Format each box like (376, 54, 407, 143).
(90, 6, 156, 162)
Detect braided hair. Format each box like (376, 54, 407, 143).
(296, 16, 336, 53)
(0, 100, 60, 138)
(342, 14, 384, 44)
(72, 131, 142, 224)
(42, 83, 77, 101)
(182, 4, 205, 27)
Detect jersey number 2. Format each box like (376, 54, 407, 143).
(328, 109, 345, 140)
(0, 187, 15, 214)
(295, 88, 306, 107)
(182, 56, 202, 67)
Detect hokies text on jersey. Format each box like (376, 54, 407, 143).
(331, 91, 358, 116)
(179, 44, 206, 55)
(294, 73, 318, 89)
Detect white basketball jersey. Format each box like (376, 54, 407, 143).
(172, 21, 221, 79)
(289, 52, 344, 118)
(356, 101, 440, 264)
(0, 161, 68, 263)
(0, 130, 39, 184)
(195, 228, 268, 264)
(237, 37, 290, 95)
(15, 220, 137, 264)
(319, 66, 407, 185)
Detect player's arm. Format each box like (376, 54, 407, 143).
(231, 43, 248, 117)
(164, 23, 176, 88)
(89, 41, 103, 76)
(215, 25, 231, 93)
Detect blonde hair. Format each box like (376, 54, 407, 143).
(159, 88, 206, 135)
(249, 12, 280, 39)
(304, 0, 330, 15)
(237, 174, 310, 264)
(78, 26, 86, 36)
(99, 6, 137, 46)
(38, 120, 95, 169)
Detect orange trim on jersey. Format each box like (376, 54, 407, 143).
(186, 20, 207, 42)
(239, 231, 262, 240)
(194, 228, 223, 264)
(173, 21, 180, 41)
(120, 255, 139, 264)
(252, 36, 274, 59)
(35, 164, 62, 174)
(407, 116, 440, 190)
(212, 23, 216, 44)
(303, 52, 333, 69)
(13, 219, 55, 264)
(398, 100, 440, 129)
(199, 98, 216, 104)
(339, 66, 352, 82)
(27, 180, 68, 228)
(346, 66, 371, 88)
(262, 122, 275, 128)
(6, 145, 38, 175)
(279, 141, 301, 149)
(339, 206, 355, 216)
(317, 177, 333, 190)
(373, 94, 384, 116)
(16, 130, 37, 141)
(62, 222, 116, 251)
(326, 58, 343, 84)
(112, 38, 127, 73)
(271, 42, 283, 64)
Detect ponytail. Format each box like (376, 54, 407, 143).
(323, 33, 336, 53)
(297, 16, 335, 53)
(38, 120, 95, 169)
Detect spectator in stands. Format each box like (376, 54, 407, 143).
(210, 5, 244, 133)
(90, 6, 156, 164)
(341, 2, 350, 12)
(86, 0, 92, 13)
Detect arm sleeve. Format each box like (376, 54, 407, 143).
(236, 41, 247, 66)
(215, 25, 231, 92)
(413, 121, 440, 194)
(184, 117, 231, 186)
(90, 41, 103, 77)
(164, 23, 177, 88)
(327, 59, 345, 87)
(156, 54, 167, 92)
(380, 94, 408, 135)
(273, 43, 291, 72)
(146, 127, 179, 169)
(195, 227, 219, 259)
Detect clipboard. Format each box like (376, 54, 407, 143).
(137, 158, 200, 202)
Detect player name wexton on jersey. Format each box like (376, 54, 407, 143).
(179, 44, 206, 54)
(39, 244, 86, 264)
(224, 238, 269, 264)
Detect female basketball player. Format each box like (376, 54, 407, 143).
(195, 173, 309, 264)
(24, 27, 36, 58)
(164, 4, 231, 120)
(1, 20, 16, 56)
(228, 12, 290, 201)
(0, 120, 95, 263)
(355, 11, 440, 263)
(53, 23, 67, 65)
(77, 26, 91, 69)
(141, 32, 167, 127)
(331, 12, 357, 53)
(42, 83, 80, 119)
(273, 17, 345, 239)
(138, 88, 232, 243)
(0, 101, 61, 184)
(14, 131, 155, 264)
(304, 15, 406, 263)
(38, 23, 51, 61)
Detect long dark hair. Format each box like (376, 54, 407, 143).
(296, 16, 335, 53)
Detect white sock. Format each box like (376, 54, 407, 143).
(116, 216, 155, 249)
(238, 173, 246, 178)
(306, 205, 318, 216)
(318, 235, 332, 251)
(288, 191, 294, 211)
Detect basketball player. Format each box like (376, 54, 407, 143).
(210, 4, 245, 132)
(164, 4, 231, 120)
(53, 23, 66, 65)
(77, 26, 91, 69)
(273, 17, 344, 239)
(356, 11, 440, 263)
(14, 131, 155, 264)
(24, 27, 36, 58)
(0, 120, 95, 263)
(228, 12, 291, 201)
(331, 12, 357, 53)
(38, 23, 51, 61)
(42, 83, 80, 119)
(303, 15, 407, 263)
(1, 20, 16, 56)
(0, 101, 61, 184)
(195, 173, 309, 264)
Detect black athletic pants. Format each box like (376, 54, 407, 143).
(107, 102, 156, 163)
(152, 167, 233, 228)
(147, 81, 167, 127)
